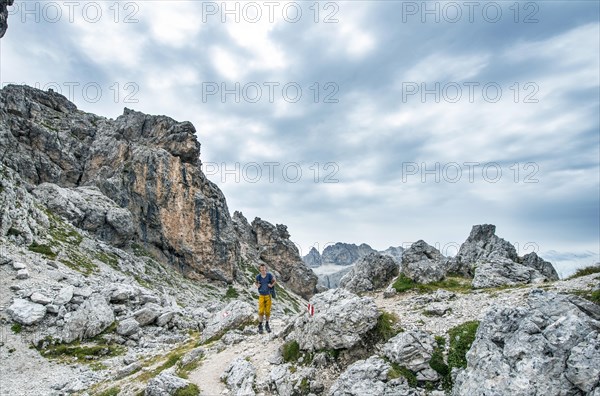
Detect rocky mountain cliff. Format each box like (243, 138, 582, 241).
(0, 84, 597, 396)
(0, 0, 12, 38)
(0, 85, 315, 298)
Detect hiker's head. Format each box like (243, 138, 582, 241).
(259, 264, 267, 275)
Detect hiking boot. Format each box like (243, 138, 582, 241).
(258, 322, 264, 334)
(265, 322, 271, 333)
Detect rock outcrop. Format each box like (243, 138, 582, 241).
(0, 0, 13, 38)
(0, 84, 241, 282)
(383, 330, 439, 381)
(454, 224, 518, 275)
(321, 242, 377, 266)
(339, 253, 399, 293)
(286, 288, 380, 351)
(454, 290, 600, 395)
(455, 225, 559, 288)
(201, 300, 255, 343)
(221, 357, 257, 396)
(401, 240, 448, 283)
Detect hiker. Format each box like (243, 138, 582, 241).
(255, 263, 276, 334)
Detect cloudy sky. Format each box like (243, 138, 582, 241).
(1, 0, 598, 276)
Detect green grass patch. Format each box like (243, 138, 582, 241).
(174, 384, 200, 396)
(60, 250, 98, 275)
(225, 286, 239, 299)
(282, 340, 301, 363)
(571, 289, 600, 305)
(95, 252, 120, 269)
(392, 275, 472, 294)
(447, 321, 479, 369)
(11, 323, 22, 334)
(299, 378, 310, 394)
(96, 386, 120, 396)
(137, 352, 183, 382)
(567, 265, 600, 280)
(39, 341, 126, 362)
(29, 242, 57, 259)
(392, 274, 416, 292)
(387, 362, 417, 387)
(49, 225, 82, 246)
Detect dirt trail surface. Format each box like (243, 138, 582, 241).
(189, 318, 286, 396)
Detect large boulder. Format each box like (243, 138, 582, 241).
(453, 290, 600, 395)
(145, 371, 191, 396)
(401, 240, 447, 283)
(286, 288, 380, 351)
(328, 355, 416, 396)
(382, 330, 439, 381)
(339, 253, 399, 293)
(221, 357, 256, 396)
(201, 300, 255, 343)
(7, 298, 47, 325)
(59, 294, 115, 343)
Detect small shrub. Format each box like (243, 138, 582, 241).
(174, 384, 200, 396)
(11, 323, 22, 334)
(282, 340, 300, 363)
(387, 362, 417, 387)
(225, 286, 239, 299)
(374, 310, 400, 342)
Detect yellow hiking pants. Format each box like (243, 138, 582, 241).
(258, 294, 272, 317)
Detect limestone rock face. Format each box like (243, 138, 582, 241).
(383, 330, 439, 381)
(286, 288, 380, 351)
(221, 357, 257, 396)
(33, 183, 134, 247)
(0, 85, 240, 282)
(321, 242, 377, 266)
(453, 290, 600, 395)
(339, 253, 399, 293)
(251, 217, 317, 299)
(401, 240, 448, 283)
(520, 252, 559, 281)
(0, 0, 13, 38)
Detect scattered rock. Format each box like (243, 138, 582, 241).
(7, 298, 47, 325)
(133, 304, 161, 326)
(117, 318, 140, 337)
(201, 300, 255, 343)
(383, 330, 438, 381)
(16, 269, 29, 279)
(59, 294, 115, 343)
(53, 286, 74, 305)
(30, 292, 52, 305)
(12, 261, 26, 270)
(116, 362, 142, 379)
